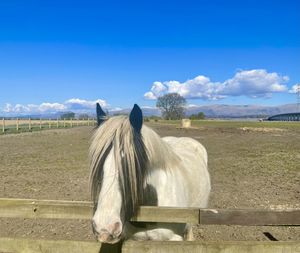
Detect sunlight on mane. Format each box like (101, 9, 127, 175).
(89, 115, 180, 217)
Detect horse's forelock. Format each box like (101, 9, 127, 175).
(89, 116, 180, 219)
(89, 116, 148, 219)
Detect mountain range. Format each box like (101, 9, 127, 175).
(2, 104, 299, 119)
(112, 103, 299, 118)
(183, 103, 299, 118)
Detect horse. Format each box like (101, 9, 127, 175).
(89, 103, 211, 244)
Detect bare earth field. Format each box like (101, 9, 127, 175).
(0, 121, 299, 242)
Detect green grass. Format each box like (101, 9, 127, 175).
(193, 120, 300, 130)
(0, 124, 77, 135)
(155, 119, 300, 131)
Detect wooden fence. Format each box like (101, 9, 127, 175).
(0, 198, 299, 253)
(1, 118, 96, 134)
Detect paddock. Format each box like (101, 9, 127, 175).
(0, 121, 299, 251)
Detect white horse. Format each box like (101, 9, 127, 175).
(89, 103, 210, 244)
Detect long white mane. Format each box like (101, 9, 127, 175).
(89, 116, 180, 218)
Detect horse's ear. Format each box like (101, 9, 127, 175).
(129, 104, 143, 133)
(96, 103, 106, 126)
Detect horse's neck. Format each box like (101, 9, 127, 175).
(141, 126, 180, 171)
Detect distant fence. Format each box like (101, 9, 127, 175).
(1, 118, 96, 134)
(0, 198, 300, 253)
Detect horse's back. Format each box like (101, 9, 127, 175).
(160, 136, 210, 208)
(162, 136, 207, 165)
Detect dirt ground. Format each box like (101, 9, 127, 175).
(0, 122, 299, 242)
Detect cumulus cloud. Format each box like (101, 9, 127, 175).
(2, 102, 67, 114)
(222, 70, 288, 98)
(144, 81, 168, 100)
(1, 98, 108, 115)
(3, 103, 14, 113)
(38, 103, 67, 112)
(288, 84, 300, 94)
(144, 69, 289, 100)
(65, 98, 108, 109)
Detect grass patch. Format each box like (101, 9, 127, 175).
(193, 120, 300, 130)
(0, 125, 77, 135)
(154, 119, 300, 131)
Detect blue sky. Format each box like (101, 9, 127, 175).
(0, 0, 299, 115)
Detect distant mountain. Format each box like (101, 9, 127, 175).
(109, 103, 299, 118)
(109, 107, 160, 117)
(1, 104, 298, 119)
(184, 103, 299, 118)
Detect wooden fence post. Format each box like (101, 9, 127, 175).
(63, 118, 66, 128)
(87, 118, 90, 126)
(48, 119, 51, 129)
(57, 118, 59, 128)
(77, 118, 79, 127)
(16, 118, 19, 131)
(70, 118, 73, 127)
(39, 118, 42, 130)
(2, 118, 5, 133)
(28, 118, 31, 130)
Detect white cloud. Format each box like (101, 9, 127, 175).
(109, 107, 123, 112)
(144, 91, 158, 100)
(288, 84, 300, 94)
(0, 98, 108, 115)
(3, 103, 14, 113)
(222, 69, 288, 98)
(144, 69, 289, 100)
(65, 98, 108, 109)
(141, 106, 156, 109)
(1, 102, 66, 114)
(38, 103, 66, 112)
(144, 81, 168, 100)
(3, 103, 33, 113)
(186, 104, 199, 108)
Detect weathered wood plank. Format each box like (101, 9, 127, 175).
(1, 238, 299, 253)
(0, 237, 103, 253)
(0, 198, 300, 225)
(200, 208, 300, 226)
(0, 198, 200, 223)
(132, 206, 199, 223)
(122, 241, 300, 253)
(0, 198, 93, 220)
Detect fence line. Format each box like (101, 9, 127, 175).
(1, 118, 96, 134)
(123, 241, 300, 253)
(0, 237, 101, 253)
(1, 237, 299, 253)
(1, 198, 300, 253)
(0, 198, 299, 225)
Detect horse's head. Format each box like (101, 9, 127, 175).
(89, 103, 146, 244)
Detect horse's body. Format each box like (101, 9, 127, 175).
(89, 104, 210, 243)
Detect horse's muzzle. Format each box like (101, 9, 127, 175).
(92, 220, 122, 244)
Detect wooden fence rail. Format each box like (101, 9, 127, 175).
(0, 198, 299, 226)
(1, 198, 300, 253)
(0, 118, 96, 134)
(1, 237, 300, 253)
